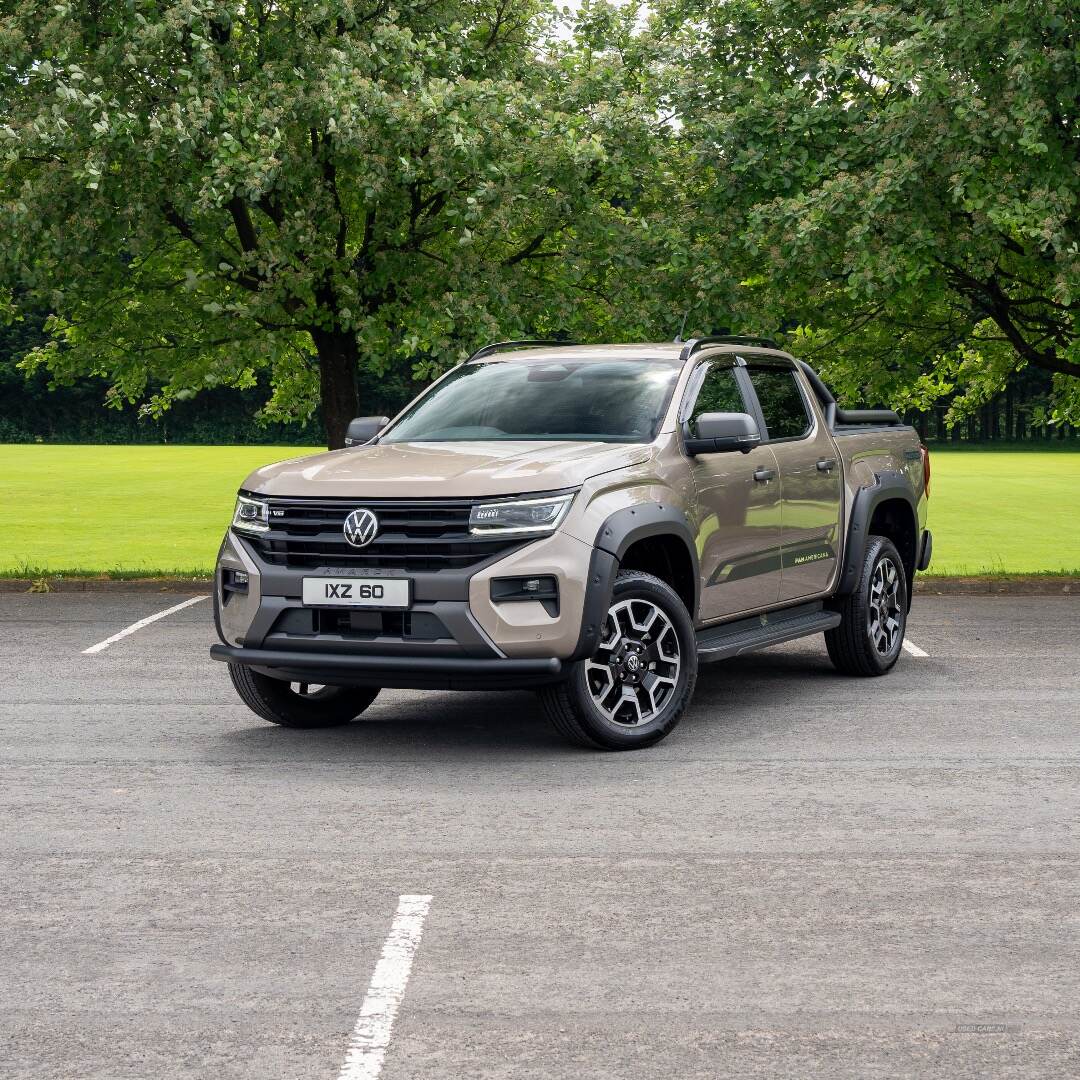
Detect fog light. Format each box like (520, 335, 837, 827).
(491, 575, 559, 616)
(222, 568, 249, 594)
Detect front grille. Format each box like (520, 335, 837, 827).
(244, 496, 528, 571)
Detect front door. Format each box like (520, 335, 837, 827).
(743, 362, 844, 601)
(683, 359, 783, 621)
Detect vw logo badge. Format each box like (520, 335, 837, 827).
(343, 508, 379, 548)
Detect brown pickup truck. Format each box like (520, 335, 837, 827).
(211, 336, 931, 749)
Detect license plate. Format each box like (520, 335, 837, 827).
(302, 577, 410, 609)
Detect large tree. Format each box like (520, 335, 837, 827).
(661, 0, 1080, 421)
(0, 0, 669, 446)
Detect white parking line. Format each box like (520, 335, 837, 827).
(81, 595, 208, 654)
(337, 894, 433, 1080)
(902, 637, 929, 658)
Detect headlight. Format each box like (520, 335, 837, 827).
(469, 493, 575, 537)
(231, 495, 269, 534)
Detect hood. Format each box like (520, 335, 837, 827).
(243, 440, 654, 499)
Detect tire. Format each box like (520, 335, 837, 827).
(825, 535, 908, 676)
(227, 663, 380, 728)
(539, 570, 698, 750)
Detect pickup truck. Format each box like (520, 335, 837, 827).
(210, 337, 931, 749)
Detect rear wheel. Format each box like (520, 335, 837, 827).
(228, 664, 380, 728)
(825, 535, 907, 676)
(539, 570, 697, 750)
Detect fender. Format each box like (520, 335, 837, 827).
(836, 471, 918, 598)
(570, 501, 700, 661)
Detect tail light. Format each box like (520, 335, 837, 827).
(920, 444, 931, 498)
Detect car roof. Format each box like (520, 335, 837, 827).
(470, 342, 795, 364)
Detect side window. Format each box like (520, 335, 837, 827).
(747, 366, 811, 440)
(686, 364, 746, 437)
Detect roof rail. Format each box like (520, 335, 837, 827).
(678, 335, 781, 361)
(467, 339, 579, 362)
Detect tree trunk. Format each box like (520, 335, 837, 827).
(311, 328, 360, 449)
(1005, 385, 1014, 441)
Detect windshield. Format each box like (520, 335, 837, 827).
(382, 357, 682, 444)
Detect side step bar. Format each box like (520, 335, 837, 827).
(696, 602, 841, 663)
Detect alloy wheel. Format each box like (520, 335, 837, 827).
(868, 556, 903, 656)
(585, 598, 681, 727)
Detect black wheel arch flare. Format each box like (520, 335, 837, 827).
(836, 472, 920, 606)
(570, 502, 701, 661)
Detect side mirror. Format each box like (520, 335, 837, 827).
(344, 415, 390, 447)
(685, 412, 761, 456)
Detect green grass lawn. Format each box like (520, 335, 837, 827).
(924, 446, 1080, 575)
(1, 444, 1077, 577)
(0, 444, 319, 577)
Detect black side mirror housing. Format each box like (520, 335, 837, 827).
(685, 411, 761, 455)
(344, 415, 390, 447)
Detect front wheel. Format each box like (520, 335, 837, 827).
(825, 535, 908, 676)
(539, 570, 698, 750)
(228, 664, 380, 728)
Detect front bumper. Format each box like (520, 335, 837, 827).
(210, 643, 563, 691)
(215, 523, 605, 664)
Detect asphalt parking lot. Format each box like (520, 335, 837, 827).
(2, 591, 1078, 1079)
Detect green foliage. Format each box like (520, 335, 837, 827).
(1, 0, 1078, 436)
(0, 0, 672, 444)
(660, 0, 1080, 421)
(0, 309, 417, 441)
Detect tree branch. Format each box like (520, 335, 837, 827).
(503, 231, 554, 266)
(228, 196, 259, 254)
(942, 260, 1080, 377)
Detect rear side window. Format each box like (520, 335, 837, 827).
(747, 367, 811, 440)
(686, 364, 746, 437)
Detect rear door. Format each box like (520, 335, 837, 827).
(743, 360, 843, 601)
(682, 358, 783, 621)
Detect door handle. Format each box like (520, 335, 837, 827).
(816, 458, 837, 472)
(753, 467, 777, 483)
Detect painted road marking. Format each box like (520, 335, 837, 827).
(902, 637, 929, 658)
(337, 894, 433, 1080)
(81, 595, 208, 654)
